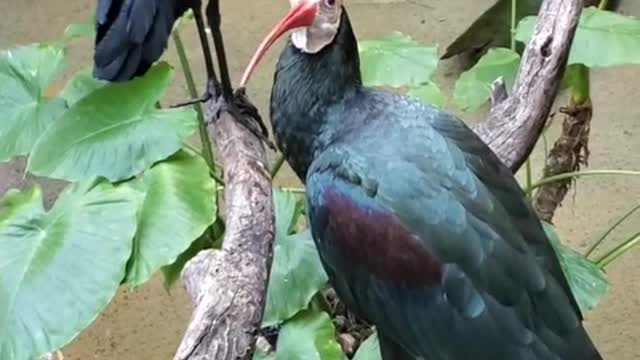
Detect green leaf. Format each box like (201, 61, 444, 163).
(276, 310, 345, 360)
(125, 151, 217, 286)
(0, 180, 140, 360)
(454, 47, 520, 111)
(28, 63, 198, 182)
(516, 8, 640, 67)
(263, 189, 328, 326)
(408, 82, 446, 108)
(161, 233, 212, 289)
(0, 43, 67, 161)
(542, 222, 609, 311)
(60, 68, 107, 106)
(359, 32, 438, 87)
(253, 351, 276, 360)
(63, 22, 96, 40)
(353, 332, 381, 360)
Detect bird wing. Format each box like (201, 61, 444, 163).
(94, 0, 181, 81)
(305, 92, 597, 359)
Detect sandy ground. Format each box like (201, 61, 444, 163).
(0, 0, 639, 358)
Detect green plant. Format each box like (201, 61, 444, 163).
(0, 3, 639, 360)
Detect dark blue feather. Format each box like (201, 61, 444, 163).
(93, 0, 190, 81)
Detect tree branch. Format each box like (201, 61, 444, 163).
(472, 0, 582, 172)
(174, 100, 274, 360)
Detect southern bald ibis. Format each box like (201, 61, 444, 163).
(241, 1, 602, 359)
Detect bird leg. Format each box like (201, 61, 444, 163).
(205, 0, 274, 149)
(171, 6, 220, 107)
(172, 1, 274, 149)
(208, 87, 276, 150)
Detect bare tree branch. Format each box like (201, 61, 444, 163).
(174, 101, 274, 360)
(473, 0, 582, 172)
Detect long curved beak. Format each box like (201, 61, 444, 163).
(240, 1, 319, 87)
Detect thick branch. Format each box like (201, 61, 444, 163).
(472, 0, 582, 172)
(174, 100, 274, 360)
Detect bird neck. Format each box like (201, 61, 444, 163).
(270, 9, 362, 181)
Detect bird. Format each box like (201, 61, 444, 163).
(441, 0, 622, 62)
(240, 1, 602, 359)
(93, 0, 273, 146)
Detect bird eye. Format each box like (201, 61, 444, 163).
(325, 0, 336, 6)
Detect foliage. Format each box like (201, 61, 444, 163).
(275, 310, 345, 360)
(1, 3, 639, 360)
(352, 332, 381, 360)
(0, 34, 212, 358)
(263, 190, 327, 327)
(516, 7, 640, 67)
(453, 48, 520, 111)
(0, 180, 140, 359)
(542, 222, 608, 311)
(359, 33, 445, 107)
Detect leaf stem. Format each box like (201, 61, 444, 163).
(281, 187, 306, 194)
(510, 0, 517, 51)
(595, 232, 640, 269)
(598, 0, 609, 10)
(586, 204, 640, 257)
(172, 30, 217, 173)
(270, 155, 286, 178)
(526, 170, 640, 192)
(182, 142, 225, 185)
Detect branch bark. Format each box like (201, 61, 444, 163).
(174, 101, 274, 360)
(171, 0, 582, 358)
(472, 0, 582, 172)
(534, 100, 592, 222)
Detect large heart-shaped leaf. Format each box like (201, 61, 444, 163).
(0, 180, 140, 360)
(542, 222, 609, 311)
(263, 189, 328, 327)
(359, 32, 438, 87)
(0, 43, 67, 161)
(124, 151, 217, 286)
(454, 47, 520, 111)
(28, 63, 198, 182)
(408, 82, 446, 109)
(516, 8, 640, 68)
(353, 332, 381, 360)
(60, 68, 107, 106)
(276, 310, 345, 360)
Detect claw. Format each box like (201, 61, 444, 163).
(209, 91, 276, 151)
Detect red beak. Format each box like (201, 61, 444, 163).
(240, 1, 319, 87)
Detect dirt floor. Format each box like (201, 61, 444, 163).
(1, 0, 639, 358)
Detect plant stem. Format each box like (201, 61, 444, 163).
(598, 0, 609, 10)
(173, 29, 216, 173)
(270, 155, 286, 178)
(510, 0, 517, 50)
(596, 232, 640, 269)
(281, 187, 306, 194)
(586, 204, 640, 257)
(570, 64, 591, 104)
(526, 170, 640, 192)
(525, 159, 533, 199)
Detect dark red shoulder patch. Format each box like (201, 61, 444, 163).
(324, 189, 443, 287)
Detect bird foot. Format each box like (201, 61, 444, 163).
(209, 88, 276, 150)
(169, 79, 219, 108)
